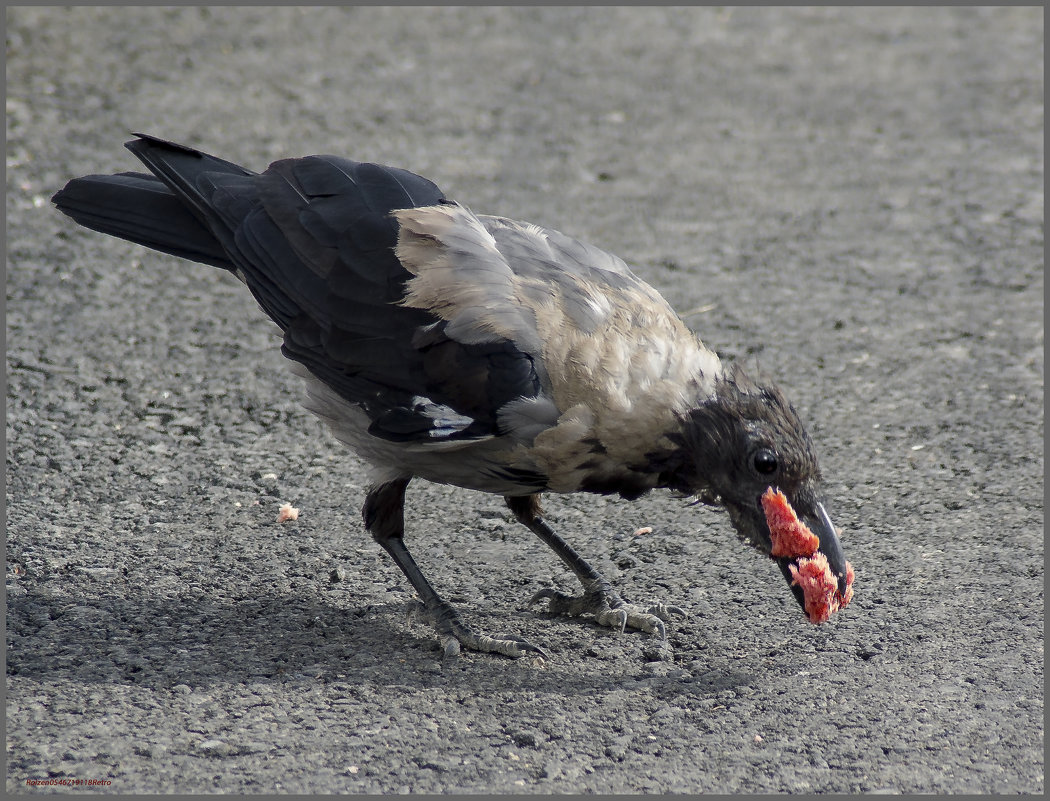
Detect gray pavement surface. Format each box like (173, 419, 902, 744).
(6, 6, 1043, 794)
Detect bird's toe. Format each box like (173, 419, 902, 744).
(619, 601, 688, 638)
(626, 609, 666, 638)
(594, 606, 629, 634)
(644, 601, 687, 622)
(529, 585, 683, 640)
(405, 598, 548, 660)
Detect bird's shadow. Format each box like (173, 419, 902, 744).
(6, 579, 753, 701)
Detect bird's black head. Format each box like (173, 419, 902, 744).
(674, 365, 851, 616)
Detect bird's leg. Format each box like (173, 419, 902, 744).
(505, 494, 684, 638)
(364, 478, 548, 659)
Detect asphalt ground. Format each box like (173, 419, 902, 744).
(6, 6, 1043, 794)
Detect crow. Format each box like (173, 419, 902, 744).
(52, 134, 853, 658)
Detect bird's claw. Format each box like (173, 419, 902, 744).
(595, 606, 629, 635)
(406, 600, 549, 660)
(644, 600, 687, 622)
(529, 587, 685, 639)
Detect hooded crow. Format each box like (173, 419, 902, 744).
(52, 134, 853, 658)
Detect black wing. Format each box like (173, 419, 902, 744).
(54, 134, 541, 442)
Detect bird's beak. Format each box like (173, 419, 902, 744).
(775, 500, 851, 614)
(728, 488, 854, 622)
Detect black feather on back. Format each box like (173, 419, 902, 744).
(67, 135, 542, 443)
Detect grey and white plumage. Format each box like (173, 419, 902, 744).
(52, 134, 851, 658)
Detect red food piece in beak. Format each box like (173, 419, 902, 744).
(789, 554, 855, 623)
(761, 487, 819, 558)
(763, 487, 855, 623)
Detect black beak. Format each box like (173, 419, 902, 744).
(777, 501, 850, 609)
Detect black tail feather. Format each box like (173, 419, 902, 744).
(52, 171, 233, 271)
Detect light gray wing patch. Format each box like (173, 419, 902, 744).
(477, 218, 638, 334)
(395, 203, 658, 352)
(395, 204, 545, 354)
(496, 394, 562, 442)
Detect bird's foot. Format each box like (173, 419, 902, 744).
(406, 600, 550, 660)
(529, 584, 685, 638)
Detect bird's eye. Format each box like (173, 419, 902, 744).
(753, 449, 778, 475)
